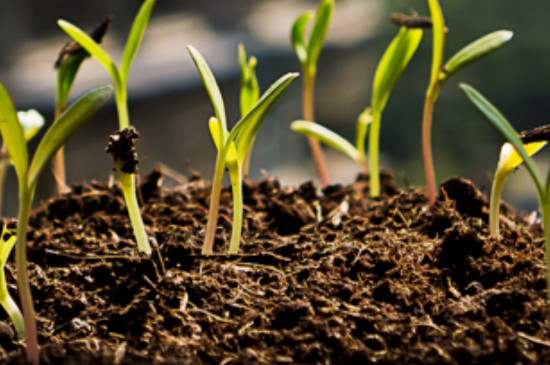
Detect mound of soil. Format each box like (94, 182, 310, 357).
(1, 170, 549, 364)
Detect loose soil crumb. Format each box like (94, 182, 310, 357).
(1, 170, 549, 364)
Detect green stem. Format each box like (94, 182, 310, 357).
(0, 267, 24, 339)
(115, 85, 130, 130)
(303, 70, 329, 187)
(228, 164, 243, 254)
(15, 188, 39, 365)
(489, 168, 509, 238)
(202, 154, 226, 255)
(368, 109, 382, 197)
(117, 170, 151, 255)
(541, 198, 550, 314)
(0, 154, 8, 216)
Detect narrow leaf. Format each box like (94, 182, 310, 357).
(28, 85, 113, 188)
(208, 116, 222, 150)
(58, 19, 122, 89)
(120, 0, 155, 81)
(356, 107, 372, 156)
(372, 27, 423, 114)
(460, 83, 544, 193)
(187, 45, 227, 137)
(232, 73, 299, 160)
(307, 0, 334, 71)
(427, 0, 445, 86)
(0, 83, 28, 183)
(238, 44, 259, 117)
(292, 120, 360, 161)
(291, 11, 313, 65)
(442, 30, 513, 81)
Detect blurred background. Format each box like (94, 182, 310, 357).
(0, 0, 549, 217)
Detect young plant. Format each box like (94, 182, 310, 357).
(0, 109, 44, 215)
(489, 140, 546, 238)
(460, 83, 550, 309)
(52, 16, 111, 194)
(187, 45, 297, 255)
(291, 0, 333, 187)
(238, 44, 260, 177)
(421, 0, 513, 205)
(0, 220, 23, 339)
(0, 82, 113, 365)
(58, 0, 155, 255)
(293, 24, 423, 195)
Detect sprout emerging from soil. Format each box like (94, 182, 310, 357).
(188, 45, 298, 255)
(460, 83, 550, 310)
(58, 0, 155, 255)
(291, 0, 333, 187)
(0, 220, 23, 339)
(53, 16, 112, 195)
(0, 82, 112, 365)
(421, 0, 513, 205)
(292, 23, 423, 195)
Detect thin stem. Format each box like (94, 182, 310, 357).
(368, 109, 382, 197)
(541, 199, 550, 314)
(52, 103, 69, 195)
(115, 85, 130, 130)
(15, 188, 39, 365)
(202, 154, 226, 255)
(422, 89, 439, 205)
(489, 168, 508, 238)
(0, 151, 8, 215)
(228, 164, 243, 254)
(117, 170, 151, 255)
(303, 70, 329, 187)
(0, 267, 24, 339)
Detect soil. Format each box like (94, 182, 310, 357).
(1, 169, 550, 364)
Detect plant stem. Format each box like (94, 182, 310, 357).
(421, 88, 440, 205)
(52, 104, 69, 195)
(115, 86, 130, 130)
(202, 154, 226, 255)
(489, 168, 508, 238)
(15, 189, 39, 365)
(0, 267, 24, 339)
(228, 164, 243, 254)
(541, 199, 550, 314)
(117, 170, 151, 255)
(303, 70, 329, 188)
(0, 152, 8, 215)
(368, 109, 382, 197)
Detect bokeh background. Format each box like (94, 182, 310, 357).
(0, 0, 548, 217)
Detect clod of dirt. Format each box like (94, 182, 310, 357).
(106, 127, 140, 174)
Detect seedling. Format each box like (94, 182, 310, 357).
(460, 83, 550, 309)
(421, 0, 513, 205)
(292, 24, 422, 195)
(52, 16, 111, 194)
(291, 0, 333, 187)
(0, 109, 44, 215)
(0, 82, 112, 365)
(58, 0, 155, 255)
(238, 44, 260, 177)
(0, 220, 23, 339)
(187, 45, 297, 255)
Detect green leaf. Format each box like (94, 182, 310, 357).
(120, 0, 155, 82)
(208, 116, 222, 150)
(0, 83, 28, 183)
(58, 19, 122, 90)
(56, 53, 88, 110)
(187, 45, 228, 140)
(442, 30, 513, 81)
(28, 85, 113, 188)
(355, 107, 372, 156)
(291, 11, 313, 65)
(238, 44, 260, 117)
(459, 83, 544, 194)
(292, 120, 360, 161)
(372, 27, 423, 114)
(307, 0, 334, 73)
(17, 109, 44, 142)
(427, 0, 445, 87)
(231, 73, 299, 160)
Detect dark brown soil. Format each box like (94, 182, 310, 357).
(1, 169, 550, 364)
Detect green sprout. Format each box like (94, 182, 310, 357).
(0, 220, 23, 339)
(0, 109, 44, 215)
(460, 83, 550, 310)
(292, 24, 423, 195)
(58, 0, 155, 255)
(291, 0, 333, 187)
(421, 0, 513, 205)
(238, 44, 260, 177)
(489, 140, 546, 238)
(187, 45, 298, 255)
(52, 16, 111, 194)
(0, 82, 113, 365)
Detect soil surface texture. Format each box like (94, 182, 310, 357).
(1, 170, 550, 364)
